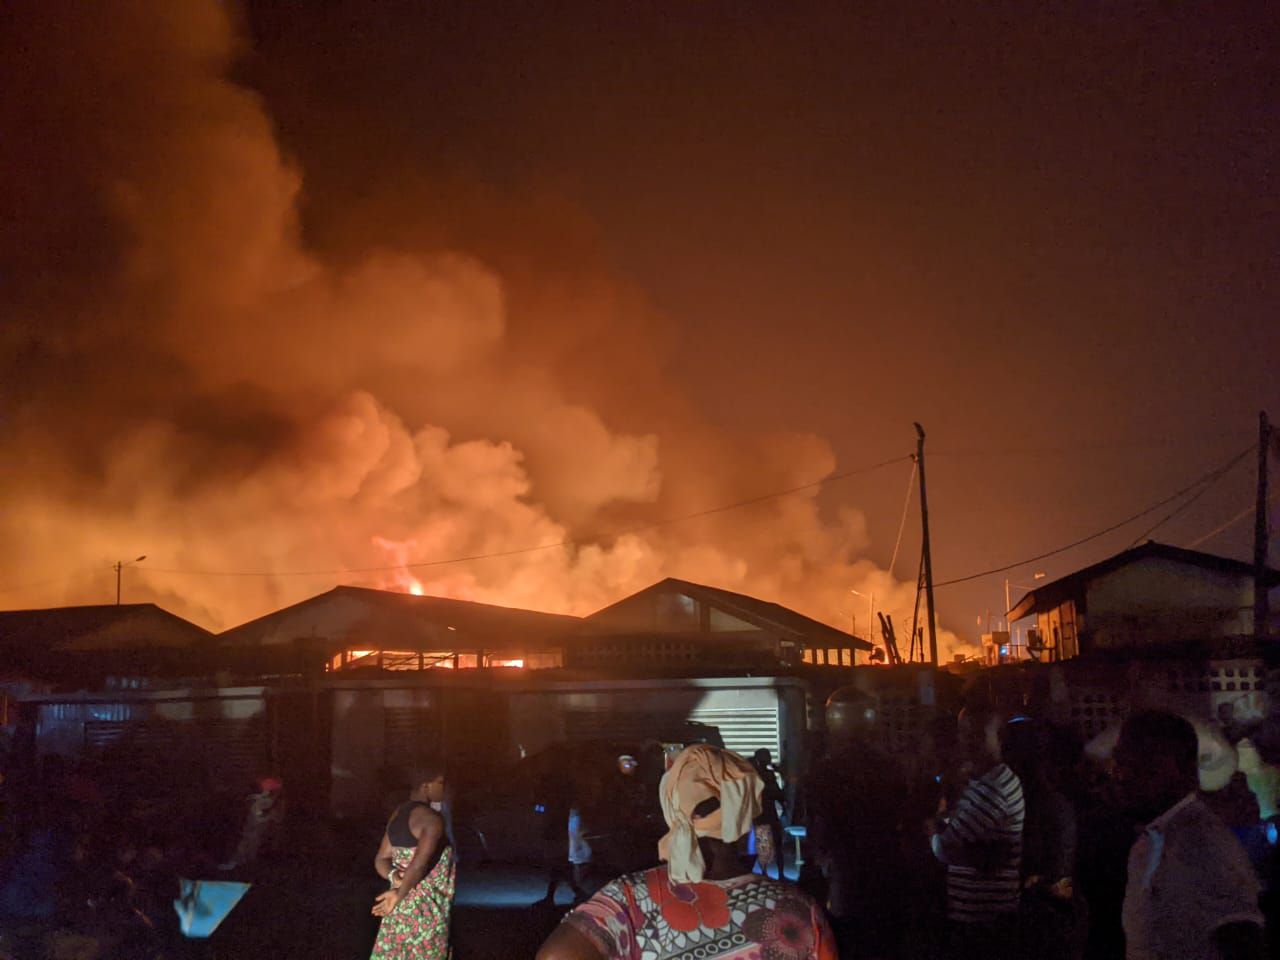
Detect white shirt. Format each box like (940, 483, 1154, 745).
(1122, 793, 1263, 960)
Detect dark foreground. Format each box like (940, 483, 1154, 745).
(211, 861, 574, 960)
(1, 857, 583, 960)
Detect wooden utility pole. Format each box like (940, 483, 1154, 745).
(915, 423, 939, 666)
(113, 555, 145, 605)
(1256, 410, 1271, 641)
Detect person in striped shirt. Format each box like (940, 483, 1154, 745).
(929, 709, 1026, 960)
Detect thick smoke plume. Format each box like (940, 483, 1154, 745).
(0, 2, 965, 657)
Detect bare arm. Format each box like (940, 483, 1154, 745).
(374, 830, 395, 881)
(373, 807, 444, 917)
(537, 923, 607, 960)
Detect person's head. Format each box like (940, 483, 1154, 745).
(657, 744, 763, 882)
(752, 748, 772, 768)
(957, 708, 1006, 768)
(825, 687, 878, 747)
(616, 754, 638, 777)
(408, 761, 447, 804)
(1113, 710, 1200, 820)
(1001, 716, 1046, 786)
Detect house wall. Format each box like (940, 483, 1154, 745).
(327, 682, 509, 819)
(506, 677, 805, 774)
(1084, 558, 1255, 650)
(26, 686, 270, 794)
(326, 676, 808, 818)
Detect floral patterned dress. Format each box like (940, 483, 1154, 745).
(370, 843, 456, 959)
(562, 866, 837, 960)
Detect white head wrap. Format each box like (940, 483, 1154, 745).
(657, 744, 763, 883)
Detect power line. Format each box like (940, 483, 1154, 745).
(1124, 447, 1253, 547)
(887, 458, 917, 579)
(1185, 491, 1280, 550)
(933, 444, 1255, 589)
(932, 436, 1254, 459)
(143, 452, 915, 579)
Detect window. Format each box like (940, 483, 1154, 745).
(841, 649, 853, 666)
(827, 648, 839, 665)
(381, 650, 422, 671)
(487, 657, 525, 668)
(709, 608, 760, 632)
(656, 593, 699, 630)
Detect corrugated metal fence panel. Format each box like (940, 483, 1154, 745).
(687, 707, 780, 763)
(563, 705, 780, 764)
(383, 707, 441, 771)
(84, 718, 268, 785)
(563, 712, 658, 743)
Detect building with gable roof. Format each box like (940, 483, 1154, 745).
(566, 577, 872, 671)
(1007, 541, 1280, 661)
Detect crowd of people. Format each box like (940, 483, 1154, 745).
(4, 693, 1278, 959)
(362, 691, 1277, 959)
(0, 751, 288, 959)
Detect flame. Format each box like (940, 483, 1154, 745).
(0, 0, 971, 658)
(372, 536, 427, 596)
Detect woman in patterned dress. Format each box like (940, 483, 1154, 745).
(371, 763, 456, 959)
(536, 744, 837, 960)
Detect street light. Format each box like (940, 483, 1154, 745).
(1003, 571, 1045, 652)
(114, 555, 146, 605)
(1004, 571, 1046, 621)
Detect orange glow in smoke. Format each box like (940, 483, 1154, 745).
(373, 536, 427, 596)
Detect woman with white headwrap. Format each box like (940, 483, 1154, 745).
(537, 744, 836, 960)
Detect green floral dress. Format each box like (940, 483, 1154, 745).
(371, 844, 456, 959)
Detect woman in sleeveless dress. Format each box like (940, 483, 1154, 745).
(371, 763, 456, 959)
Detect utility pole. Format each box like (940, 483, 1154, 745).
(114, 555, 146, 605)
(1256, 411, 1271, 641)
(915, 423, 939, 666)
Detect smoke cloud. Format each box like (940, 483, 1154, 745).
(0, 1, 966, 658)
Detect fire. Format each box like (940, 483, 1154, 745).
(372, 536, 427, 596)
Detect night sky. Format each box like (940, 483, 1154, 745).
(2, 1, 1277, 646)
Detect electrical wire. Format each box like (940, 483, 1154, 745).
(931, 435, 1254, 459)
(1123, 447, 1253, 548)
(141, 452, 915, 579)
(932, 444, 1255, 589)
(1184, 491, 1280, 550)
(887, 458, 917, 579)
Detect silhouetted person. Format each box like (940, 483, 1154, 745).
(807, 688, 909, 959)
(751, 748, 786, 879)
(1003, 717, 1085, 960)
(537, 767, 590, 906)
(929, 709, 1025, 960)
(1114, 711, 1263, 960)
(370, 763, 456, 959)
